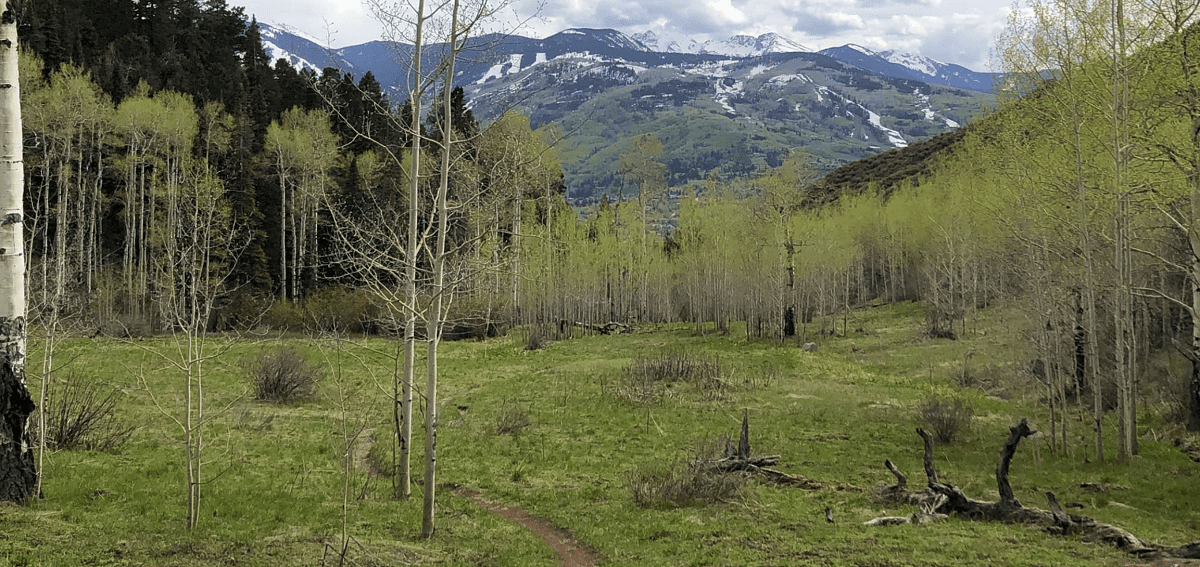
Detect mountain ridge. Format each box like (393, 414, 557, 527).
(254, 23, 996, 203)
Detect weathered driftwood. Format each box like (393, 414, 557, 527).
(573, 321, 631, 335)
(868, 420, 1200, 560)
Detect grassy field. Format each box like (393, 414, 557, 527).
(3, 301, 1198, 566)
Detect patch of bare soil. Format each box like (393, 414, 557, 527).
(457, 489, 600, 567)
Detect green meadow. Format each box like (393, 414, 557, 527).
(3, 302, 1197, 566)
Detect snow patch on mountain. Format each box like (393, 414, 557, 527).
(557, 29, 647, 52)
(258, 24, 322, 72)
(848, 44, 874, 56)
(816, 85, 908, 148)
(506, 53, 523, 75)
(880, 50, 944, 78)
(263, 43, 319, 73)
(632, 30, 809, 57)
(914, 90, 961, 129)
(713, 77, 743, 114)
(682, 59, 739, 77)
(260, 21, 328, 47)
(748, 64, 774, 77)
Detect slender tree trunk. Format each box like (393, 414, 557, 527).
(1190, 174, 1200, 432)
(397, 0, 427, 501)
(0, 4, 36, 501)
(278, 156, 287, 299)
(511, 194, 521, 324)
(423, 0, 462, 538)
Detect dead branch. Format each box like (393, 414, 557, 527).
(694, 410, 860, 492)
(865, 420, 1200, 560)
(996, 418, 1035, 507)
(884, 459, 907, 490)
(916, 427, 939, 485)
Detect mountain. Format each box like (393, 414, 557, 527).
(257, 23, 341, 72)
(255, 24, 996, 203)
(818, 44, 997, 93)
(630, 30, 811, 57)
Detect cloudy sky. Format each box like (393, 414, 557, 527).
(233, 0, 1021, 71)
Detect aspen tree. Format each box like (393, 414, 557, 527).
(0, 0, 35, 502)
(997, 0, 1112, 460)
(1135, 0, 1200, 432)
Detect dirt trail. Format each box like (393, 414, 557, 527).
(458, 490, 600, 567)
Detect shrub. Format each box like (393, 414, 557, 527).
(302, 286, 379, 334)
(495, 406, 532, 435)
(626, 439, 748, 508)
(525, 325, 548, 351)
(614, 351, 755, 404)
(923, 303, 958, 339)
(263, 300, 304, 331)
(43, 375, 136, 453)
(919, 396, 974, 444)
(99, 313, 153, 338)
(213, 290, 272, 332)
(626, 350, 722, 387)
(246, 346, 323, 404)
(613, 372, 666, 405)
(366, 435, 394, 478)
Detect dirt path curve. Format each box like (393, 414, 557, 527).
(457, 489, 600, 567)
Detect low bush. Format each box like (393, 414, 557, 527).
(245, 346, 323, 404)
(919, 395, 974, 444)
(302, 286, 379, 335)
(43, 375, 136, 453)
(525, 325, 548, 351)
(366, 435, 395, 478)
(263, 300, 304, 331)
(626, 350, 722, 385)
(495, 406, 532, 435)
(625, 439, 748, 508)
(213, 290, 272, 332)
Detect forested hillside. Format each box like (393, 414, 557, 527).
(17, 0, 567, 336)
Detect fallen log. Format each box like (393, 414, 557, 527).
(573, 321, 631, 335)
(867, 419, 1200, 560)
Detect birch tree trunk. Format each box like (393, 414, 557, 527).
(0, 2, 36, 502)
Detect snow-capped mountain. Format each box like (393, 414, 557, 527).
(257, 22, 340, 73)
(252, 23, 996, 203)
(818, 44, 996, 93)
(631, 30, 811, 57)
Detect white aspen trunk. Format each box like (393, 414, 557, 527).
(278, 153, 287, 299)
(0, 4, 35, 501)
(1111, 0, 1136, 460)
(423, 0, 461, 537)
(290, 182, 300, 302)
(398, 0, 427, 502)
(511, 194, 520, 324)
(1190, 149, 1200, 433)
(1062, 51, 1103, 461)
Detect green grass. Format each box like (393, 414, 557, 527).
(5, 302, 1198, 565)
